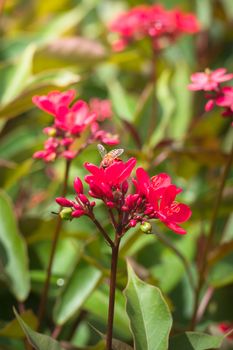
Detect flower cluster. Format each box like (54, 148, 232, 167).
(188, 68, 233, 124)
(56, 155, 191, 235)
(109, 4, 199, 52)
(32, 91, 119, 162)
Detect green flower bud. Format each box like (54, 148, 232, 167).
(140, 222, 152, 234)
(60, 208, 73, 221)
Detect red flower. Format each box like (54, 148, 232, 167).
(188, 68, 233, 91)
(85, 158, 136, 190)
(110, 5, 199, 52)
(56, 153, 191, 236)
(134, 167, 173, 197)
(148, 185, 191, 234)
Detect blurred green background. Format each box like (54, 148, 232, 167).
(0, 0, 233, 349)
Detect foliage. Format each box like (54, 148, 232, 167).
(0, 0, 233, 349)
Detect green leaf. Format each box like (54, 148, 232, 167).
(148, 69, 175, 147)
(150, 231, 195, 293)
(0, 310, 38, 339)
(53, 260, 102, 325)
(168, 62, 192, 139)
(169, 332, 223, 350)
(14, 309, 64, 350)
(108, 81, 136, 122)
(0, 45, 36, 105)
(0, 191, 30, 301)
(3, 159, 34, 190)
(196, 0, 212, 30)
(84, 285, 130, 339)
(124, 263, 172, 350)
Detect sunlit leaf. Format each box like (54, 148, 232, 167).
(0, 70, 80, 119)
(108, 81, 136, 122)
(168, 62, 192, 139)
(0, 45, 35, 105)
(148, 69, 175, 147)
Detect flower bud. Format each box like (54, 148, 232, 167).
(72, 209, 85, 218)
(106, 201, 115, 208)
(79, 194, 89, 204)
(140, 222, 152, 234)
(74, 177, 83, 194)
(56, 197, 73, 207)
(60, 208, 73, 220)
(43, 127, 56, 137)
(129, 219, 137, 227)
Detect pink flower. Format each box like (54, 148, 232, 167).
(32, 91, 120, 162)
(188, 68, 233, 91)
(216, 86, 233, 112)
(33, 137, 59, 162)
(91, 123, 119, 145)
(32, 90, 76, 117)
(90, 98, 113, 121)
(55, 100, 96, 135)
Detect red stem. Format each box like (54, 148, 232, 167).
(106, 236, 121, 350)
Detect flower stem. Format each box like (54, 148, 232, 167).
(190, 141, 233, 330)
(38, 159, 71, 329)
(106, 236, 121, 350)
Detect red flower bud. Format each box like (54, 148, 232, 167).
(129, 219, 137, 227)
(56, 197, 73, 207)
(72, 209, 85, 218)
(79, 194, 89, 204)
(74, 177, 83, 194)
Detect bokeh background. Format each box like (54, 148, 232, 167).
(0, 0, 233, 349)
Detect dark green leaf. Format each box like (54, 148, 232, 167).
(14, 309, 64, 350)
(53, 260, 102, 325)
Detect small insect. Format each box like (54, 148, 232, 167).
(97, 144, 124, 168)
